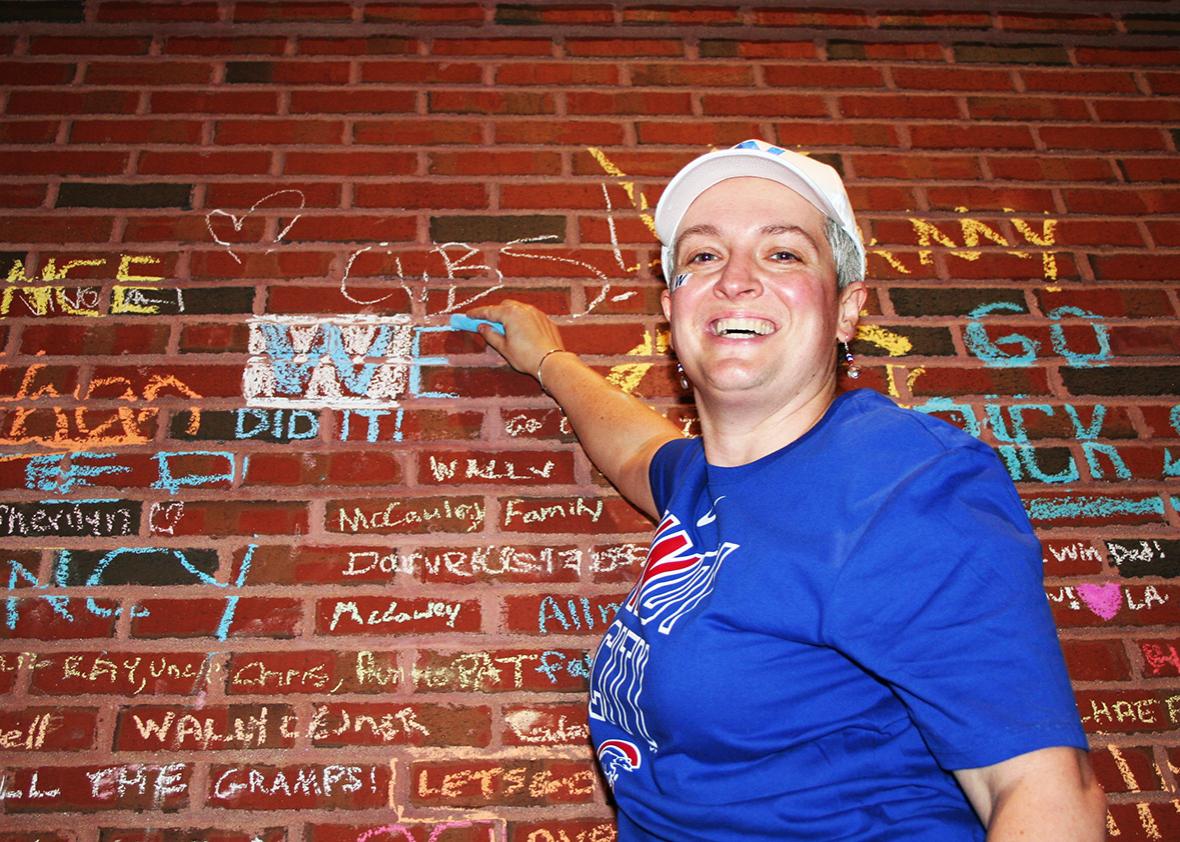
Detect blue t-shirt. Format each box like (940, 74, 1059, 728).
(588, 389, 1087, 841)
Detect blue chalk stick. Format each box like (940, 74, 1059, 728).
(450, 314, 505, 335)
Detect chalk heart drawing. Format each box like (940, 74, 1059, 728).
(205, 189, 307, 264)
(1076, 582, 1122, 620)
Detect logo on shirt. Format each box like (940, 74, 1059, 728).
(624, 511, 739, 634)
(589, 621, 656, 749)
(597, 738, 642, 787)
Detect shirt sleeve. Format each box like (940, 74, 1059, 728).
(647, 437, 698, 516)
(823, 444, 1088, 771)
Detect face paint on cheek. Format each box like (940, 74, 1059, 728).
(670, 271, 693, 292)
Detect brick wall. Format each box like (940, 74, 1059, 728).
(0, 0, 1177, 839)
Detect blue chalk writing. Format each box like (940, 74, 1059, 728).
(154, 450, 237, 495)
(1026, 495, 1165, 522)
(409, 326, 458, 399)
(964, 301, 1038, 368)
(214, 544, 255, 641)
(25, 452, 130, 494)
(235, 408, 319, 440)
(1048, 306, 1110, 367)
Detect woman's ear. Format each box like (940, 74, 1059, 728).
(835, 281, 868, 343)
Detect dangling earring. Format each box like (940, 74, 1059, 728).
(841, 342, 860, 379)
(676, 362, 691, 390)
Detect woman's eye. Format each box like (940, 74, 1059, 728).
(771, 250, 800, 262)
(687, 252, 717, 264)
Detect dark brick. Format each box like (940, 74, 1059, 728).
(0, 500, 141, 538)
(1109, 539, 1180, 578)
(429, 214, 565, 243)
(1061, 366, 1179, 397)
(57, 182, 193, 210)
(1125, 14, 1180, 34)
(0, 1, 82, 22)
(173, 287, 255, 315)
(170, 409, 321, 444)
(225, 61, 273, 83)
(851, 325, 955, 357)
(56, 547, 219, 586)
(890, 287, 1026, 317)
(954, 43, 1069, 66)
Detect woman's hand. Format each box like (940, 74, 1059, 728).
(466, 300, 568, 382)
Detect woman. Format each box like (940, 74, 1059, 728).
(468, 140, 1103, 841)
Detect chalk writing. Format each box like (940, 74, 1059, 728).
(0, 770, 62, 801)
(538, 596, 623, 635)
(19, 449, 240, 495)
(338, 543, 644, 582)
(0, 712, 57, 750)
(205, 189, 306, 264)
(245, 315, 414, 409)
(355, 822, 492, 842)
(521, 823, 617, 842)
(326, 599, 464, 631)
(0, 500, 139, 538)
(1046, 583, 1168, 620)
(212, 765, 376, 800)
(1044, 542, 1102, 566)
(335, 498, 485, 534)
(87, 763, 189, 801)
(503, 497, 603, 527)
(235, 407, 320, 440)
(503, 708, 589, 745)
(0, 365, 201, 450)
(426, 454, 556, 482)
(415, 763, 595, 802)
(965, 303, 1110, 368)
(3, 254, 180, 317)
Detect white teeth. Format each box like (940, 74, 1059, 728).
(713, 318, 774, 337)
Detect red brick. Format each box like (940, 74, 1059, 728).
(0, 764, 191, 813)
(31, 651, 209, 696)
(1108, 325, 1180, 356)
(1060, 638, 1132, 680)
(164, 36, 289, 56)
(0, 215, 114, 243)
(20, 323, 169, 356)
(284, 213, 416, 243)
(910, 366, 1050, 397)
(123, 214, 229, 243)
(207, 763, 390, 810)
(494, 119, 627, 146)
(879, 11, 989, 29)
(366, 2, 483, 24)
(496, 62, 618, 85)
(1148, 219, 1180, 245)
(227, 650, 403, 695)
(297, 37, 418, 56)
(203, 181, 341, 208)
(1021, 68, 1139, 94)
(234, 2, 352, 22)
(352, 118, 483, 145)
(967, 95, 1090, 121)
(156, 500, 309, 537)
(307, 702, 492, 747)
(0, 120, 59, 143)
(85, 60, 213, 85)
(909, 123, 1035, 150)
(826, 41, 944, 62)
(1035, 288, 1172, 319)
(1145, 71, 1180, 95)
(430, 150, 562, 176)
(1076, 47, 1180, 67)
(138, 150, 272, 175)
(568, 90, 693, 115)
(705, 92, 832, 118)
(1119, 157, 1180, 184)
(70, 119, 203, 144)
(839, 94, 958, 120)
(999, 13, 1115, 34)
(96, 1, 218, 21)
(433, 38, 553, 56)
(1092, 252, 1180, 281)
(851, 153, 981, 180)
(624, 5, 739, 25)
(566, 38, 684, 58)
(1050, 220, 1144, 247)
(285, 151, 416, 176)
(0, 60, 76, 85)
(772, 120, 898, 147)
(334, 408, 485, 443)
(215, 119, 346, 145)
(1089, 745, 1166, 794)
(264, 284, 411, 315)
(179, 322, 251, 353)
(631, 62, 754, 86)
(411, 759, 596, 806)
(132, 598, 301, 639)
(253, 60, 352, 85)
(0, 707, 96, 751)
(635, 120, 764, 148)
(925, 185, 1056, 212)
(289, 90, 417, 114)
(429, 89, 555, 115)
(763, 63, 885, 89)
(1099, 98, 1180, 123)
(1041, 125, 1168, 152)
(893, 66, 1014, 92)
(362, 59, 484, 84)
(7, 89, 137, 116)
(30, 36, 151, 55)
(497, 4, 614, 25)
(114, 704, 296, 751)
(0, 183, 47, 207)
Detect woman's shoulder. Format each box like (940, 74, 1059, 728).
(833, 389, 992, 461)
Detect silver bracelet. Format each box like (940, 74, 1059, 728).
(536, 347, 573, 394)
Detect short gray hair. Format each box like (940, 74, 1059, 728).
(825, 216, 864, 289)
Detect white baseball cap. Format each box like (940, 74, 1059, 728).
(654, 139, 865, 287)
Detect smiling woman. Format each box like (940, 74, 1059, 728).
(467, 140, 1104, 842)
